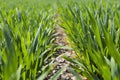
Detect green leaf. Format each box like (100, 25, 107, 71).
(68, 68, 82, 80)
(16, 65, 22, 80)
(50, 67, 66, 80)
(30, 25, 42, 53)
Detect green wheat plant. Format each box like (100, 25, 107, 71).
(60, 0, 120, 80)
(0, 5, 64, 80)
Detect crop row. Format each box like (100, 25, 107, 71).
(60, 0, 120, 80)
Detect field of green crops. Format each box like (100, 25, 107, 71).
(0, 0, 120, 80)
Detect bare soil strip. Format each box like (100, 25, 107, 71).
(52, 25, 75, 80)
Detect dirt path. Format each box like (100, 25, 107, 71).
(52, 24, 76, 80)
(51, 13, 87, 80)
